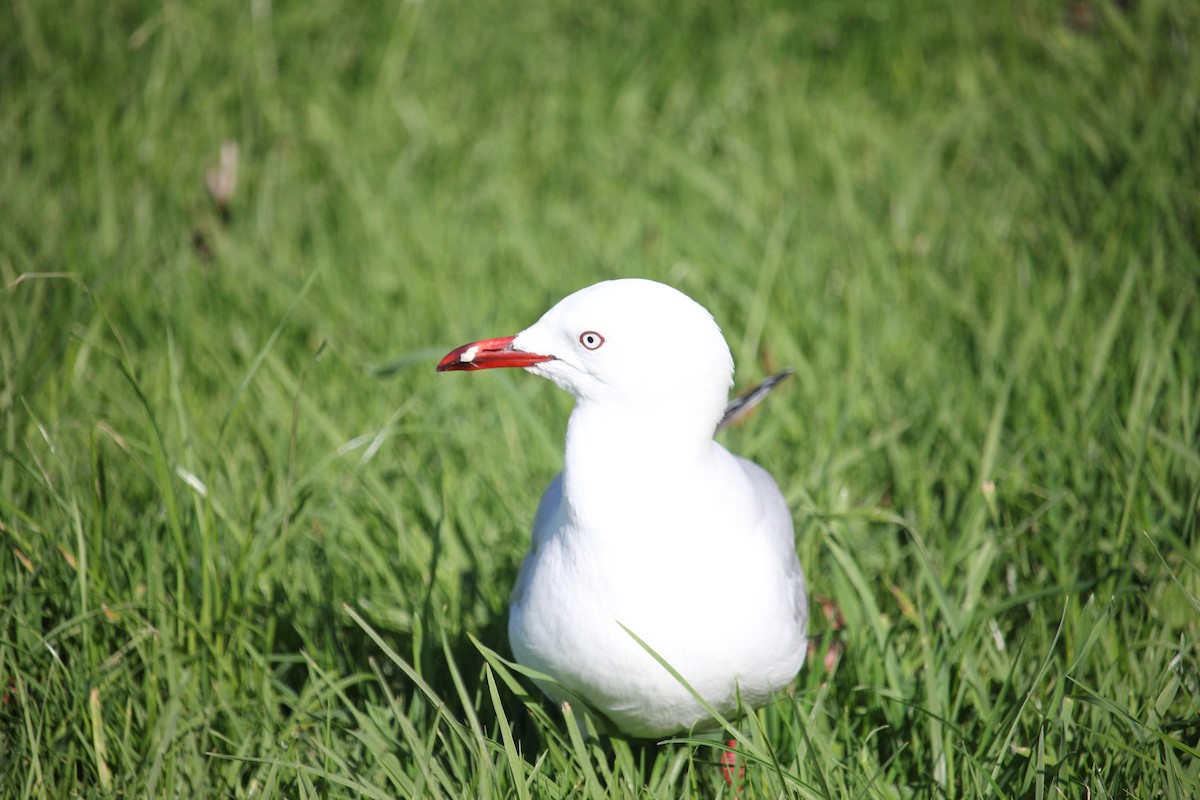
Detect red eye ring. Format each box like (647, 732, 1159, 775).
(579, 331, 605, 350)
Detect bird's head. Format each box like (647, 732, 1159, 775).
(438, 279, 735, 433)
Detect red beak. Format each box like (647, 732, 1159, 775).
(436, 336, 555, 372)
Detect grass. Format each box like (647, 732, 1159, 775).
(2, 0, 1198, 796)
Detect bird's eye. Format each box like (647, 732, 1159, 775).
(579, 331, 605, 351)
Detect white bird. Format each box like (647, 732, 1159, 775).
(438, 278, 807, 739)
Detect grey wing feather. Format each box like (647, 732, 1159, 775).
(716, 368, 795, 433)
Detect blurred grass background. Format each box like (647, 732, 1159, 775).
(2, 0, 1198, 796)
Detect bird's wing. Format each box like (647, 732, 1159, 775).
(716, 368, 795, 433)
(732, 457, 792, 551)
(510, 472, 562, 610)
(736, 455, 809, 633)
(531, 471, 564, 549)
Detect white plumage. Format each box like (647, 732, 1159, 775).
(438, 278, 807, 738)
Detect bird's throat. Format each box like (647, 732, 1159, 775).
(560, 402, 718, 531)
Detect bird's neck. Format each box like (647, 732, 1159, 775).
(560, 400, 719, 527)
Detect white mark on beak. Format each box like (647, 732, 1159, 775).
(460, 345, 480, 363)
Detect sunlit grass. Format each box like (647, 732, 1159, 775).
(2, 0, 1198, 796)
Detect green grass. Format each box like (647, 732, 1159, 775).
(2, 0, 1198, 796)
